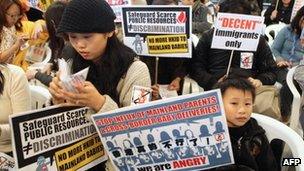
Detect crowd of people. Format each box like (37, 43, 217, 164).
(0, 0, 304, 170)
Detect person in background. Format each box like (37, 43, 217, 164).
(142, 0, 188, 100)
(214, 76, 278, 170)
(26, 1, 68, 86)
(189, 0, 277, 91)
(0, 64, 30, 155)
(0, 0, 48, 70)
(182, 0, 211, 37)
(272, 6, 304, 78)
(264, 0, 294, 26)
(49, 0, 151, 168)
(272, 6, 304, 121)
(0, 0, 28, 63)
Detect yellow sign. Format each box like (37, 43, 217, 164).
(55, 134, 104, 171)
(147, 34, 188, 54)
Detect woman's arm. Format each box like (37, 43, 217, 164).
(10, 66, 31, 114)
(0, 66, 31, 141)
(271, 27, 288, 62)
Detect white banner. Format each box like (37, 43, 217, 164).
(211, 13, 264, 51)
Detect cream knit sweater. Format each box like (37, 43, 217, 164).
(0, 64, 31, 153)
(97, 60, 151, 113)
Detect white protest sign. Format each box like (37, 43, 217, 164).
(291, 0, 304, 22)
(122, 6, 192, 58)
(159, 84, 178, 99)
(131, 85, 152, 106)
(9, 105, 107, 171)
(106, 0, 131, 22)
(92, 90, 234, 171)
(58, 59, 89, 93)
(0, 152, 15, 170)
(211, 13, 264, 51)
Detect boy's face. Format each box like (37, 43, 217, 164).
(222, 87, 253, 127)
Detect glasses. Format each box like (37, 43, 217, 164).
(6, 13, 22, 19)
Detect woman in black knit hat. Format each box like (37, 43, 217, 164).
(48, 0, 151, 169)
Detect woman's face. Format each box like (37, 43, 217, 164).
(68, 32, 114, 62)
(282, 0, 291, 6)
(5, 3, 21, 27)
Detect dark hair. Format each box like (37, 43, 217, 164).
(44, 1, 67, 70)
(70, 34, 136, 104)
(0, 70, 4, 94)
(0, 0, 23, 34)
(152, 0, 178, 5)
(274, 0, 294, 10)
(290, 6, 304, 36)
(219, 0, 260, 15)
(214, 76, 256, 102)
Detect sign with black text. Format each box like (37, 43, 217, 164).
(9, 105, 107, 170)
(122, 6, 192, 58)
(211, 13, 264, 51)
(92, 90, 234, 171)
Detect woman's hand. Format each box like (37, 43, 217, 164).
(277, 60, 292, 68)
(48, 74, 65, 104)
(168, 77, 181, 91)
(248, 77, 262, 88)
(15, 34, 28, 49)
(270, 10, 278, 20)
(217, 75, 227, 83)
(151, 84, 160, 101)
(62, 81, 105, 112)
(26, 69, 38, 80)
(15, 36, 25, 48)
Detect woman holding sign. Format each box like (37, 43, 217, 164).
(49, 0, 151, 169)
(264, 0, 294, 26)
(50, 0, 150, 111)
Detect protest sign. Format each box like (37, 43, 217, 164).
(106, 0, 130, 22)
(159, 84, 178, 99)
(28, 0, 53, 12)
(55, 133, 104, 171)
(291, 0, 304, 22)
(9, 105, 107, 170)
(131, 86, 152, 106)
(58, 58, 89, 93)
(122, 6, 192, 58)
(211, 13, 264, 51)
(0, 152, 15, 170)
(92, 90, 234, 171)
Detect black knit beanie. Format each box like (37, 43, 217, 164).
(57, 0, 116, 34)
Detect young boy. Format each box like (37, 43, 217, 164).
(215, 77, 278, 170)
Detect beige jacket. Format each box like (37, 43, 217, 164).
(0, 64, 31, 152)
